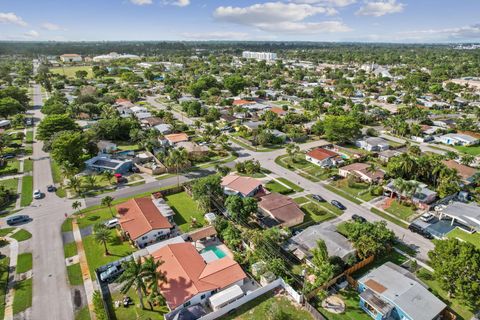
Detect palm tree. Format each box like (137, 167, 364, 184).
(71, 200, 82, 213)
(366, 163, 378, 185)
(101, 196, 115, 217)
(66, 176, 81, 196)
(461, 155, 475, 166)
(85, 174, 97, 190)
(142, 257, 167, 310)
(102, 171, 114, 185)
(94, 224, 112, 256)
(116, 258, 147, 309)
(165, 148, 189, 187)
(286, 143, 300, 163)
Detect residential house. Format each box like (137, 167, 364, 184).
(442, 160, 478, 185)
(154, 124, 172, 135)
(164, 133, 189, 146)
(306, 148, 343, 168)
(435, 133, 478, 146)
(84, 155, 132, 174)
(176, 141, 209, 159)
(257, 192, 304, 228)
(117, 197, 173, 248)
(384, 181, 437, 209)
(141, 117, 164, 128)
(338, 162, 385, 184)
(221, 174, 263, 198)
(60, 54, 82, 63)
(151, 242, 247, 311)
(96, 140, 117, 154)
(355, 137, 390, 152)
(437, 201, 480, 233)
(378, 150, 402, 163)
(269, 107, 287, 116)
(283, 222, 355, 262)
(242, 121, 263, 131)
(358, 262, 446, 320)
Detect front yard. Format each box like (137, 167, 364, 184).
(165, 191, 205, 232)
(330, 179, 375, 202)
(447, 228, 480, 249)
(75, 207, 117, 229)
(297, 202, 336, 229)
(275, 154, 333, 182)
(265, 180, 294, 195)
(384, 199, 417, 221)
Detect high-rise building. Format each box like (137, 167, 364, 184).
(242, 51, 277, 61)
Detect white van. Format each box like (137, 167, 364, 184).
(104, 218, 119, 229)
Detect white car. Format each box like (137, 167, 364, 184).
(420, 213, 434, 222)
(104, 218, 119, 229)
(33, 189, 42, 199)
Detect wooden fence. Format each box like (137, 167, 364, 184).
(304, 301, 327, 320)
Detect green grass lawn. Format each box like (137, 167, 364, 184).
(416, 269, 474, 320)
(0, 228, 14, 237)
(64, 242, 78, 258)
(447, 228, 480, 249)
(25, 131, 33, 144)
(50, 66, 93, 79)
(351, 250, 408, 279)
(165, 192, 205, 232)
(62, 217, 73, 232)
(265, 180, 293, 195)
(16, 253, 32, 274)
(0, 159, 20, 176)
(223, 293, 313, 320)
(51, 160, 63, 184)
(276, 154, 333, 182)
(293, 196, 310, 205)
(75, 306, 91, 320)
(76, 207, 117, 229)
(23, 160, 33, 173)
(370, 207, 409, 228)
(67, 263, 84, 286)
(110, 287, 168, 320)
(323, 184, 362, 205)
(318, 288, 371, 320)
(83, 229, 134, 279)
(116, 143, 140, 151)
(20, 175, 33, 207)
(385, 200, 416, 221)
(11, 229, 32, 242)
(276, 177, 304, 192)
(0, 178, 18, 191)
(331, 179, 375, 202)
(297, 202, 336, 229)
(453, 145, 480, 156)
(12, 278, 32, 314)
(0, 256, 9, 319)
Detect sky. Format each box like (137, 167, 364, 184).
(1, 0, 480, 43)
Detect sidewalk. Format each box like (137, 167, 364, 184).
(4, 228, 20, 320)
(72, 218, 96, 320)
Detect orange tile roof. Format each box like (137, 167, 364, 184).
(221, 174, 263, 197)
(151, 243, 246, 309)
(117, 197, 172, 240)
(233, 99, 254, 106)
(115, 98, 131, 104)
(270, 107, 286, 115)
(443, 160, 477, 181)
(307, 148, 338, 161)
(164, 132, 189, 144)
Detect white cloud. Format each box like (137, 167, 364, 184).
(397, 24, 480, 41)
(130, 0, 153, 5)
(23, 30, 39, 38)
(291, 0, 356, 7)
(0, 12, 27, 27)
(213, 2, 349, 34)
(181, 31, 250, 40)
(162, 0, 190, 6)
(41, 22, 62, 31)
(356, 0, 404, 17)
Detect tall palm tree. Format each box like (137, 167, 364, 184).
(101, 196, 115, 217)
(165, 148, 189, 187)
(461, 155, 475, 166)
(142, 257, 167, 310)
(116, 258, 148, 309)
(66, 176, 81, 196)
(71, 200, 82, 213)
(94, 224, 112, 256)
(102, 171, 114, 185)
(85, 174, 97, 190)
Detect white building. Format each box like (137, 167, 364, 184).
(242, 51, 277, 61)
(93, 52, 140, 62)
(60, 54, 82, 63)
(435, 133, 479, 146)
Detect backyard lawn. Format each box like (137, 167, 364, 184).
(20, 175, 33, 207)
(0, 256, 9, 320)
(16, 253, 32, 274)
(83, 229, 134, 279)
(50, 66, 93, 78)
(417, 269, 474, 320)
(110, 287, 168, 320)
(223, 293, 313, 320)
(351, 250, 408, 279)
(165, 192, 205, 232)
(447, 228, 480, 249)
(385, 200, 417, 221)
(265, 180, 293, 195)
(13, 278, 32, 315)
(318, 288, 371, 320)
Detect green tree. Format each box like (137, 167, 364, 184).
(101, 196, 115, 217)
(309, 240, 335, 286)
(116, 258, 147, 309)
(225, 195, 258, 222)
(141, 256, 167, 310)
(71, 200, 82, 213)
(191, 174, 222, 211)
(286, 143, 300, 163)
(50, 131, 87, 169)
(323, 115, 362, 144)
(224, 74, 247, 96)
(94, 224, 112, 256)
(102, 171, 114, 185)
(66, 176, 81, 196)
(0, 97, 24, 119)
(165, 148, 189, 187)
(37, 114, 79, 140)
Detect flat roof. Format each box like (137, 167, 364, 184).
(440, 201, 480, 230)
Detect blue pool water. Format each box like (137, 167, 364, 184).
(201, 246, 227, 258)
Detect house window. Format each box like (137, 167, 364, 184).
(141, 236, 148, 240)
(364, 301, 378, 316)
(200, 294, 206, 299)
(183, 301, 191, 308)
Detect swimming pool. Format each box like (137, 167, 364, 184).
(200, 246, 227, 259)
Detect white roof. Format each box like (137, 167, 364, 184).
(208, 285, 244, 309)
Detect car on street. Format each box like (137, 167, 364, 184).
(6, 215, 30, 226)
(104, 218, 119, 229)
(47, 185, 56, 192)
(408, 223, 434, 239)
(420, 212, 434, 222)
(312, 194, 325, 202)
(331, 200, 346, 210)
(33, 189, 42, 199)
(352, 214, 367, 223)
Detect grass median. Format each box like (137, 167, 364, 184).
(16, 253, 32, 274)
(20, 175, 33, 207)
(13, 278, 32, 315)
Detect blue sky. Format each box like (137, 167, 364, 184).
(1, 0, 480, 42)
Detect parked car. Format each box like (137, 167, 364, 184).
(47, 185, 56, 192)
(331, 200, 346, 210)
(312, 194, 325, 202)
(6, 215, 30, 226)
(2, 153, 15, 159)
(420, 213, 434, 222)
(99, 264, 123, 283)
(104, 218, 119, 229)
(352, 214, 367, 223)
(33, 189, 42, 199)
(408, 223, 433, 239)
